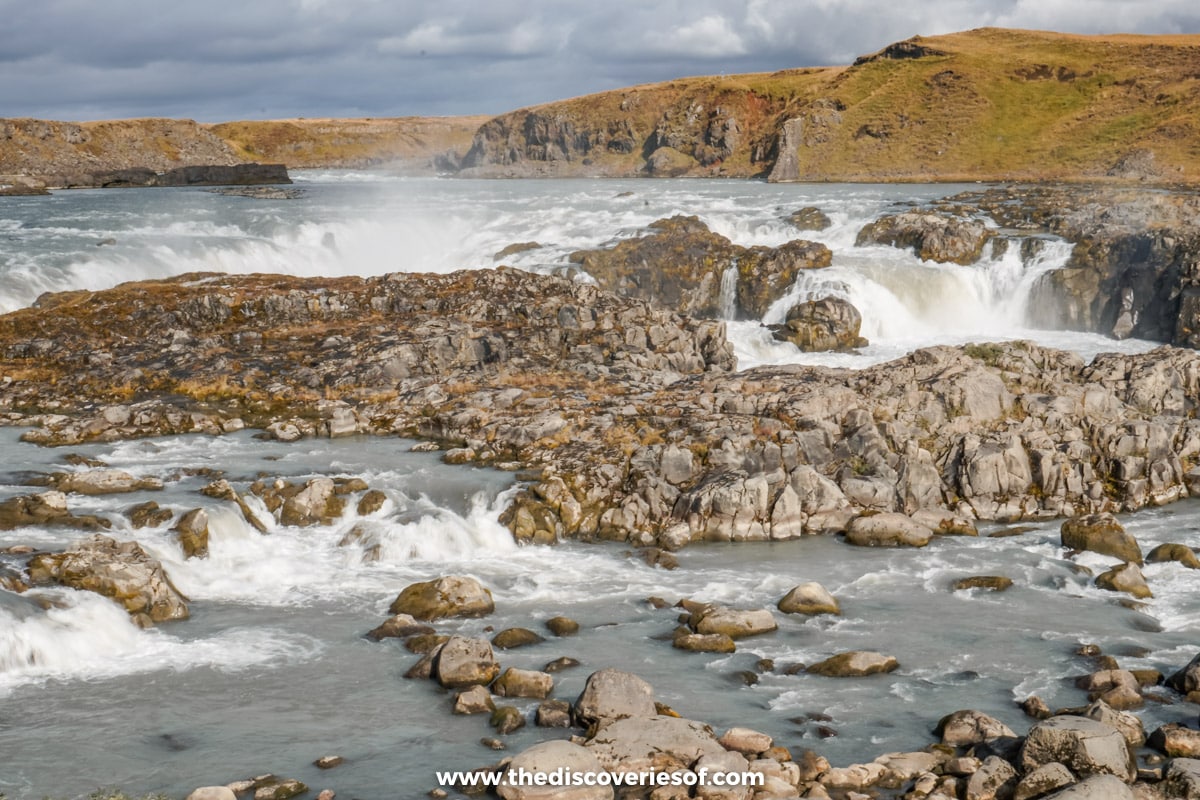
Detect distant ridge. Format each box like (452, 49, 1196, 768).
(3, 28, 1200, 185)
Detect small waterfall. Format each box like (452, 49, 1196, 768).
(719, 264, 739, 319)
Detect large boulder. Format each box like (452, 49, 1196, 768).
(808, 651, 899, 677)
(279, 477, 341, 526)
(1020, 717, 1136, 782)
(1039, 775, 1133, 800)
(174, 508, 209, 559)
(26, 534, 189, 625)
(845, 513, 933, 547)
(1094, 563, 1152, 599)
(937, 710, 1018, 747)
(0, 491, 109, 532)
(1147, 543, 1200, 569)
(1150, 725, 1200, 758)
(1168, 653, 1200, 696)
(1165, 758, 1200, 800)
(574, 668, 656, 726)
(1061, 514, 1143, 564)
(389, 575, 494, 621)
(498, 740, 614, 800)
(585, 714, 726, 773)
(777, 582, 841, 616)
(771, 297, 866, 352)
(53, 468, 163, 495)
(965, 755, 1018, 800)
(691, 606, 778, 639)
(856, 211, 994, 265)
(432, 636, 500, 689)
(492, 668, 554, 699)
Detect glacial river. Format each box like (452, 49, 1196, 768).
(1, 176, 1196, 799)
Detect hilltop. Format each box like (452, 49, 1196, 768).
(3, 28, 1200, 186)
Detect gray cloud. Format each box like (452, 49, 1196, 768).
(1, 0, 1198, 121)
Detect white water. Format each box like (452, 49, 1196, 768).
(0, 176, 1189, 799)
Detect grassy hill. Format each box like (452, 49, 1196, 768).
(4, 28, 1200, 185)
(458, 27, 1200, 183)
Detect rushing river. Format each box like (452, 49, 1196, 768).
(0, 175, 1196, 799)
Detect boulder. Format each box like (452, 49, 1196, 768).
(128, 500, 173, 529)
(432, 636, 500, 689)
(1168, 653, 1200, 695)
(965, 755, 1018, 800)
(546, 616, 580, 636)
(1020, 716, 1136, 782)
(585, 715, 726, 773)
(1013, 763, 1075, 800)
(365, 613, 435, 642)
(535, 699, 572, 728)
(953, 576, 1014, 592)
(1149, 725, 1200, 758)
(492, 667, 554, 699)
(719, 727, 773, 756)
(491, 705, 526, 734)
(498, 740, 614, 800)
(692, 606, 778, 639)
(280, 477, 341, 526)
(174, 508, 209, 559)
(777, 582, 841, 615)
(574, 668, 656, 726)
(845, 513, 933, 547)
(356, 489, 388, 515)
(25, 534, 188, 625)
(1061, 514, 1143, 564)
(808, 651, 899, 677)
(0, 491, 109, 532)
(492, 627, 545, 649)
(1095, 563, 1152, 599)
(771, 297, 866, 352)
(937, 710, 1018, 747)
(1076, 671, 1143, 710)
(673, 629, 737, 653)
(453, 685, 495, 715)
(1084, 700, 1146, 748)
(1165, 758, 1200, 800)
(1040, 775, 1134, 800)
(856, 211, 994, 265)
(1147, 543, 1200, 569)
(54, 468, 163, 495)
(186, 789, 237, 800)
(389, 575, 494, 621)
(788, 207, 832, 231)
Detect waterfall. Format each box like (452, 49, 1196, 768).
(719, 264, 739, 319)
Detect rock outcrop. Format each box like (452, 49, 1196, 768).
(856, 211, 995, 265)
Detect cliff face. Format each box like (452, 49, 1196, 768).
(456, 28, 1200, 183)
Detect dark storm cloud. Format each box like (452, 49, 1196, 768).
(2, 0, 1199, 121)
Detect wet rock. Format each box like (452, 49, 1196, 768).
(253, 777, 308, 800)
(771, 297, 866, 352)
(498, 740, 613, 800)
(314, 755, 344, 769)
(280, 477, 342, 526)
(953, 575, 1014, 592)
(856, 211, 995, 265)
(26, 534, 189, 625)
(546, 616, 579, 636)
(1013, 763, 1075, 800)
(174, 508, 210, 559)
(1020, 716, 1136, 782)
(788, 207, 832, 231)
(53, 468, 163, 495)
(0, 490, 109, 532)
(1021, 697, 1053, 720)
(1095, 563, 1152, 599)
(492, 627, 545, 649)
(1077, 671, 1143, 710)
(389, 576, 495, 621)
(453, 685, 496, 715)
(777, 582, 841, 615)
(405, 633, 449, 654)
(845, 513, 933, 547)
(808, 651, 899, 677)
(1149, 725, 1200, 758)
(128, 500, 173, 529)
(490, 705, 525, 735)
(1168, 653, 1200, 695)
(492, 667, 554, 699)
(673, 629, 737, 653)
(365, 613, 435, 642)
(574, 668, 656, 726)
(433, 636, 501, 689)
(356, 489, 388, 515)
(1084, 700, 1146, 748)
(911, 507, 979, 536)
(1061, 514, 1143, 564)
(535, 699, 572, 728)
(544, 656, 580, 673)
(937, 710, 1018, 747)
(1146, 543, 1200, 569)
(691, 606, 778, 638)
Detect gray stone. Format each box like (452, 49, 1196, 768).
(938, 710, 1018, 747)
(433, 636, 500, 689)
(498, 740, 614, 800)
(1021, 716, 1136, 782)
(845, 513, 933, 547)
(777, 582, 841, 616)
(573, 668, 655, 725)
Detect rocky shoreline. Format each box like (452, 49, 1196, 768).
(3, 185, 1200, 799)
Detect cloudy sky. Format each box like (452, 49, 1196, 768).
(2, 0, 1199, 122)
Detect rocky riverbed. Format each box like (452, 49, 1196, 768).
(3, 181, 1200, 799)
